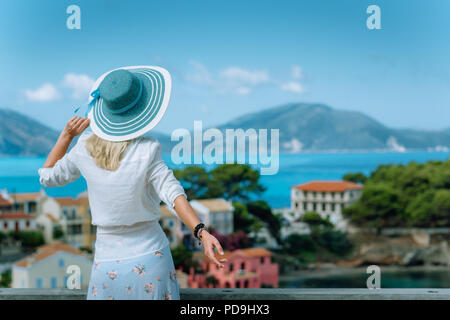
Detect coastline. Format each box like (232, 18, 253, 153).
(279, 265, 450, 281)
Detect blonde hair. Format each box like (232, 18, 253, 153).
(85, 134, 132, 171)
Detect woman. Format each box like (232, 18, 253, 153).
(38, 66, 226, 300)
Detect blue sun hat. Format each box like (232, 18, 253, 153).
(86, 66, 171, 142)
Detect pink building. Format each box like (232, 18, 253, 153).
(186, 248, 278, 288)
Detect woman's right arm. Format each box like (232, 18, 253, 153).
(173, 195, 227, 268)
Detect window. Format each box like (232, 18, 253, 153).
(51, 277, 57, 288)
(260, 257, 265, 264)
(295, 202, 298, 208)
(313, 203, 317, 211)
(58, 258, 65, 267)
(240, 262, 245, 270)
(331, 203, 335, 211)
(229, 263, 234, 272)
(312, 192, 316, 198)
(26, 220, 30, 228)
(236, 281, 240, 288)
(63, 275, 69, 288)
(303, 202, 307, 210)
(322, 203, 326, 211)
(3, 222, 7, 229)
(36, 278, 43, 289)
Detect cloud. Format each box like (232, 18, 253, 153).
(62, 73, 95, 99)
(291, 65, 303, 79)
(185, 61, 306, 95)
(185, 60, 213, 86)
(24, 83, 61, 102)
(219, 67, 270, 86)
(219, 67, 270, 95)
(281, 81, 304, 94)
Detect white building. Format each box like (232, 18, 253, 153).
(0, 212, 37, 233)
(158, 198, 234, 251)
(291, 181, 363, 229)
(190, 199, 234, 235)
(12, 242, 92, 289)
(159, 205, 184, 248)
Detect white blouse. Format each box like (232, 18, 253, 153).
(38, 130, 186, 227)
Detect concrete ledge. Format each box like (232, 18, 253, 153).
(1, 288, 450, 300)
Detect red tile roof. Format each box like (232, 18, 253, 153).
(54, 197, 89, 206)
(212, 247, 272, 260)
(293, 181, 363, 192)
(14, 242, 85, 268)
(0, 212, 35, 220)
(0, 195, 12, 207)
(10, 192, 42, 202)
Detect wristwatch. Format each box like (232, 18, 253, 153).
(193, 223, 207, 240)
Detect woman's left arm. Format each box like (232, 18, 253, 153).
(43, 116, 90, 168)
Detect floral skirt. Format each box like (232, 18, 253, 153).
(87, 244, 180, 300)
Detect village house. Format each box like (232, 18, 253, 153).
(9, 190, 46, 214)
(190, 198, 234, 235)
(0, 211, 37, 233)
(159, 204, 184, 248)
(12, 242, 92, 289)
(291, 180, 363, 229)
(159, 198, 234, 251)
(186, 248, 278, 288)
(38, 193, 95, 249)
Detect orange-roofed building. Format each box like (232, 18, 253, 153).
(12, 241, 92, 289)
(185, 247, 278, 289)
(291, 180, 363, 229)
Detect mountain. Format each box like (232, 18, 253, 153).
(215, 103, 450, 153)
(0, 103, 449, 156)
(0, 108, 173, 156)
(0, 109, 61, 156)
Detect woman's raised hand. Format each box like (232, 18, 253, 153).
(200, 230, 227, 268)
(63, 116, 90, 139)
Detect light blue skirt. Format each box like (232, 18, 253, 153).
(87, 244, 180, 300)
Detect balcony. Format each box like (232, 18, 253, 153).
(0, 288, 449, 300)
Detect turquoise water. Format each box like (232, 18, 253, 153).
(0, 151, 449, 208)
(280, 269, 450, 288)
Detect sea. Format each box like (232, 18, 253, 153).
(0, 151, 449, 208)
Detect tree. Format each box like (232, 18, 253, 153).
(232, 202, 257, 234)
(343, 184, 402, 229)
(315, 229, 352, 255)
(171, 244, 197, 271)
(247, 201, 282, 244)
(343, 172, 367, 184)
(173, 166, 223, 200)
(9, 231, 45, 250)
(210, 164, 266, 202)
(0, 270, 11, 288)
(301, 211, 333, 228)
(284, 234, 316, 254)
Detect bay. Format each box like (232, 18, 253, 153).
(0, 151, 449, 208)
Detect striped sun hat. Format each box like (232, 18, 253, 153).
(86, 66, 171, 142)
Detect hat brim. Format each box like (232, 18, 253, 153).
(87, 66, 171, 142)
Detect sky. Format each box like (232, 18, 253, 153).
(0, 0, 449, 134)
